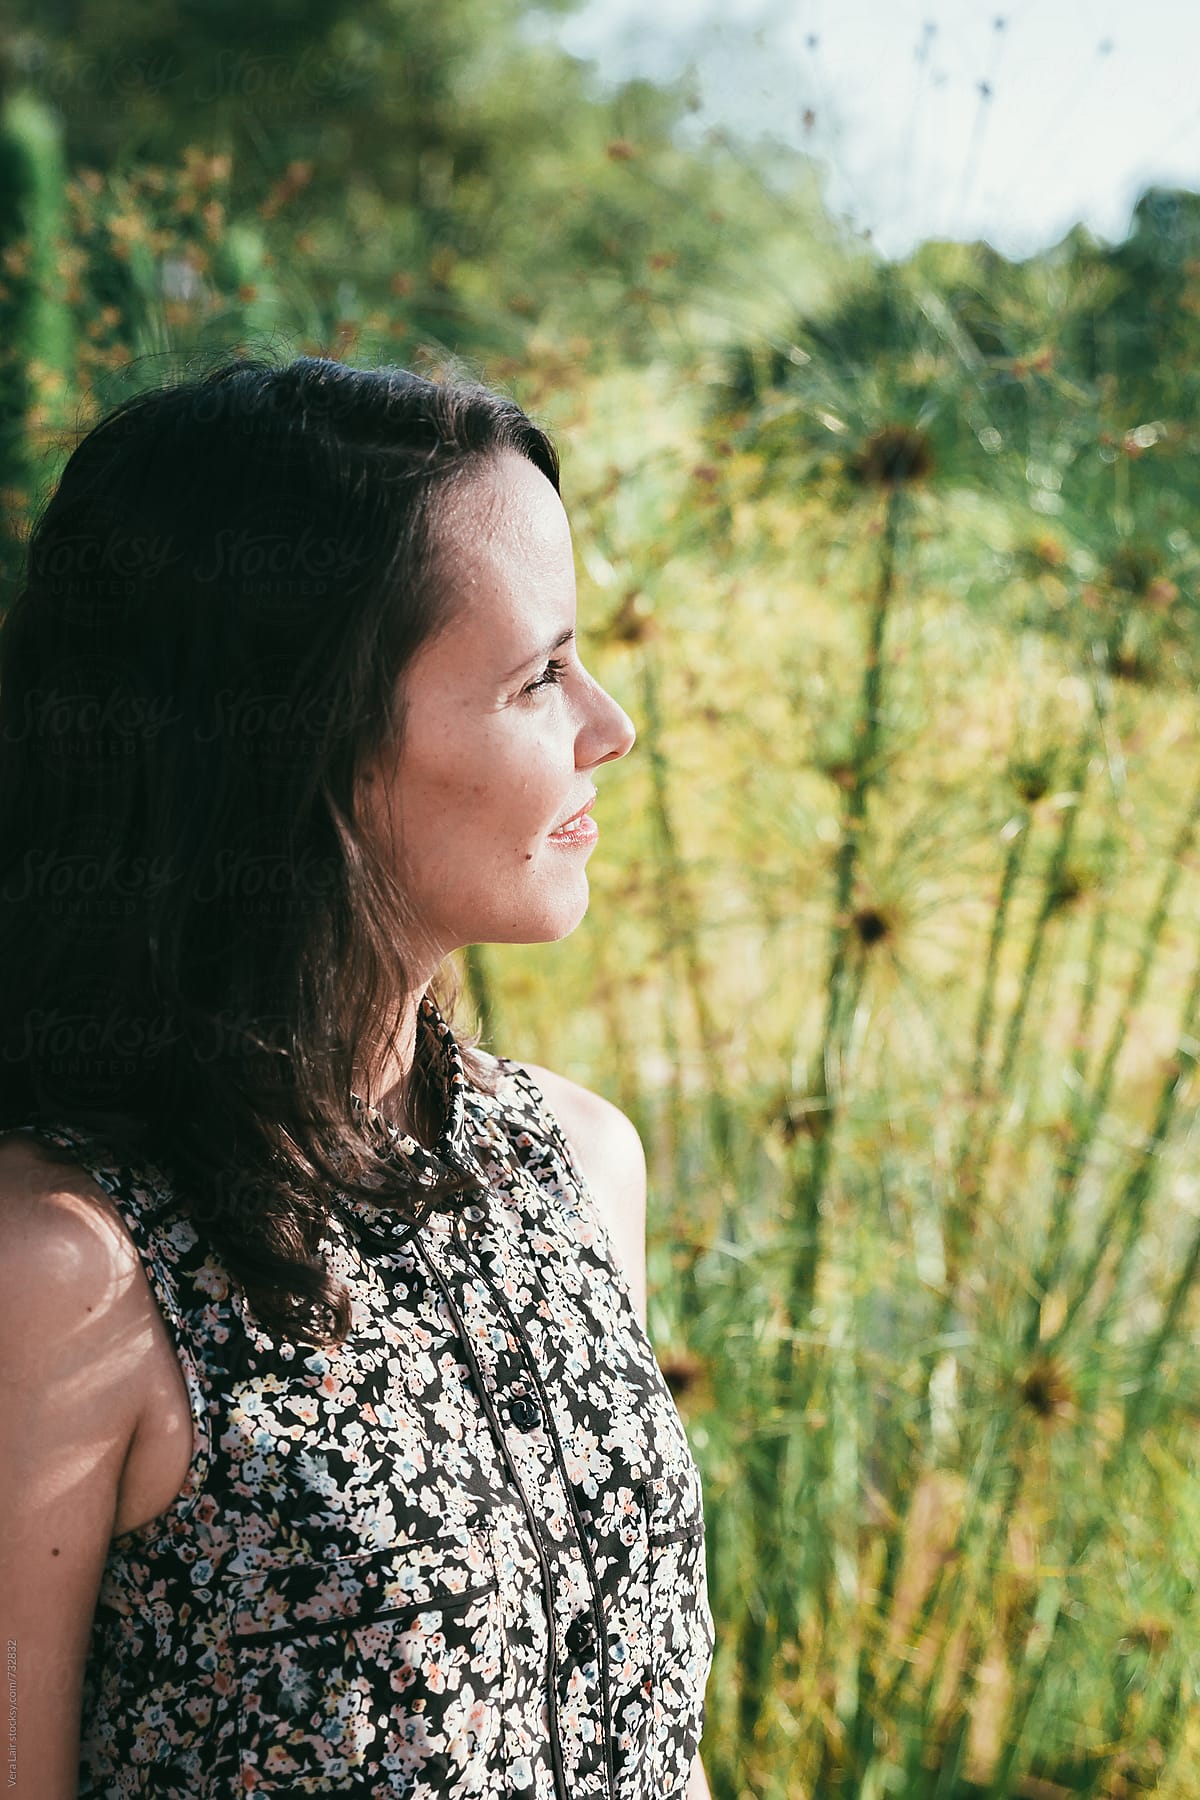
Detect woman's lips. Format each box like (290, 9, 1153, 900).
(547, 793, 598, 844)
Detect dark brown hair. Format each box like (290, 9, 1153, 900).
(0, 352, 560, 1347)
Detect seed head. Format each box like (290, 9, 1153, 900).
(1018, 1356, 1077, 1425)
(605, 590, 657, 645)
(1008, 758, 1053, 803)
(849, 424, 935, 489)
(854, 906, 892, 947)
(773, 1094, 830, 1144)
(820, 758, 857, 792)
(1120, 1617, 1172, 1656)
(658, 1347, 705, 1402)
(1106, 542, 1162, 597)
(1047, 867, 1086, 913)
(1111, 645, 1159, 685)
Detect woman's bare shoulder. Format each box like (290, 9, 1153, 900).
(0, 1132, 153, 1794)
(500, 1060, 648, 1324)
(0, 1130, 157, 1403)
(0, 1129, 141, 1260)
(511, 1062, 641, 1160)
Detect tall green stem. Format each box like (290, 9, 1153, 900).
(739, 485, 904, 1761)
(1040, 773, 1200, 1353)
(983, 945, 1200, 1797)
(640, 646, 735, 1188)
(783, 486, 902, 1352)
(462, 942, 497, 1049)
(941, 737, 1091, 1313)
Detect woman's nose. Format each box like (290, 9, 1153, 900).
(582, 679, 636, 768)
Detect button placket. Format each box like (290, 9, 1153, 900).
(415, 1227, 575, 1800)
(445, 1208, 613, 1800)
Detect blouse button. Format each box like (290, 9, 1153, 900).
(508, 1394, 541, 1431)
(564, 1613, 593, 1657)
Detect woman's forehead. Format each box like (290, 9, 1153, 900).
(433, 457, 575, 635)
(441, 451, 569, 561)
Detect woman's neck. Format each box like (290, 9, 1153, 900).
(355, 991, 432, 1145)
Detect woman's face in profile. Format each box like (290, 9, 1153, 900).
(357, 450, 636, 979)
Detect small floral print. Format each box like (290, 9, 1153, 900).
(18, 997, 711, 1799)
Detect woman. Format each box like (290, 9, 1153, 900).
(0, 356, 714, 1799)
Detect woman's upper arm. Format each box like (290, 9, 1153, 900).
(687, 1751, 713, 1799)
(516, 1063, 648, 1328)
(0, 1144, 149, 1798)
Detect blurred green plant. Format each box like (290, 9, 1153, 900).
(660, 242, 1200, 1799)
(0, 87, 73, 599)
(497, 237, 1200, 1797)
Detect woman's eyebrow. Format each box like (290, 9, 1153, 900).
(501, 625, 575, 681)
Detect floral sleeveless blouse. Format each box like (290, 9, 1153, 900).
(7, 997, 713, 1799)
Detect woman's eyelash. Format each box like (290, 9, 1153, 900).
(522, 656, 568, 696)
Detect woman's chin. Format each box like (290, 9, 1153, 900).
(485, 889, 591, 947)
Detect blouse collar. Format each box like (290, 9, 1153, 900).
(349, 993, 469, 1161)
(341, 994, 480, 1237)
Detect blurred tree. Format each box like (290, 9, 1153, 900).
(0, 0, 825, 367)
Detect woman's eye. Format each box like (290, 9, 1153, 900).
(522, 656, 568, 697)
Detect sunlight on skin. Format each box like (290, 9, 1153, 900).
(7, 1184, 153, 1505)
(353, 450, 636, 1122)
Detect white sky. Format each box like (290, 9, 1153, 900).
(545, 0, 1200, 259)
